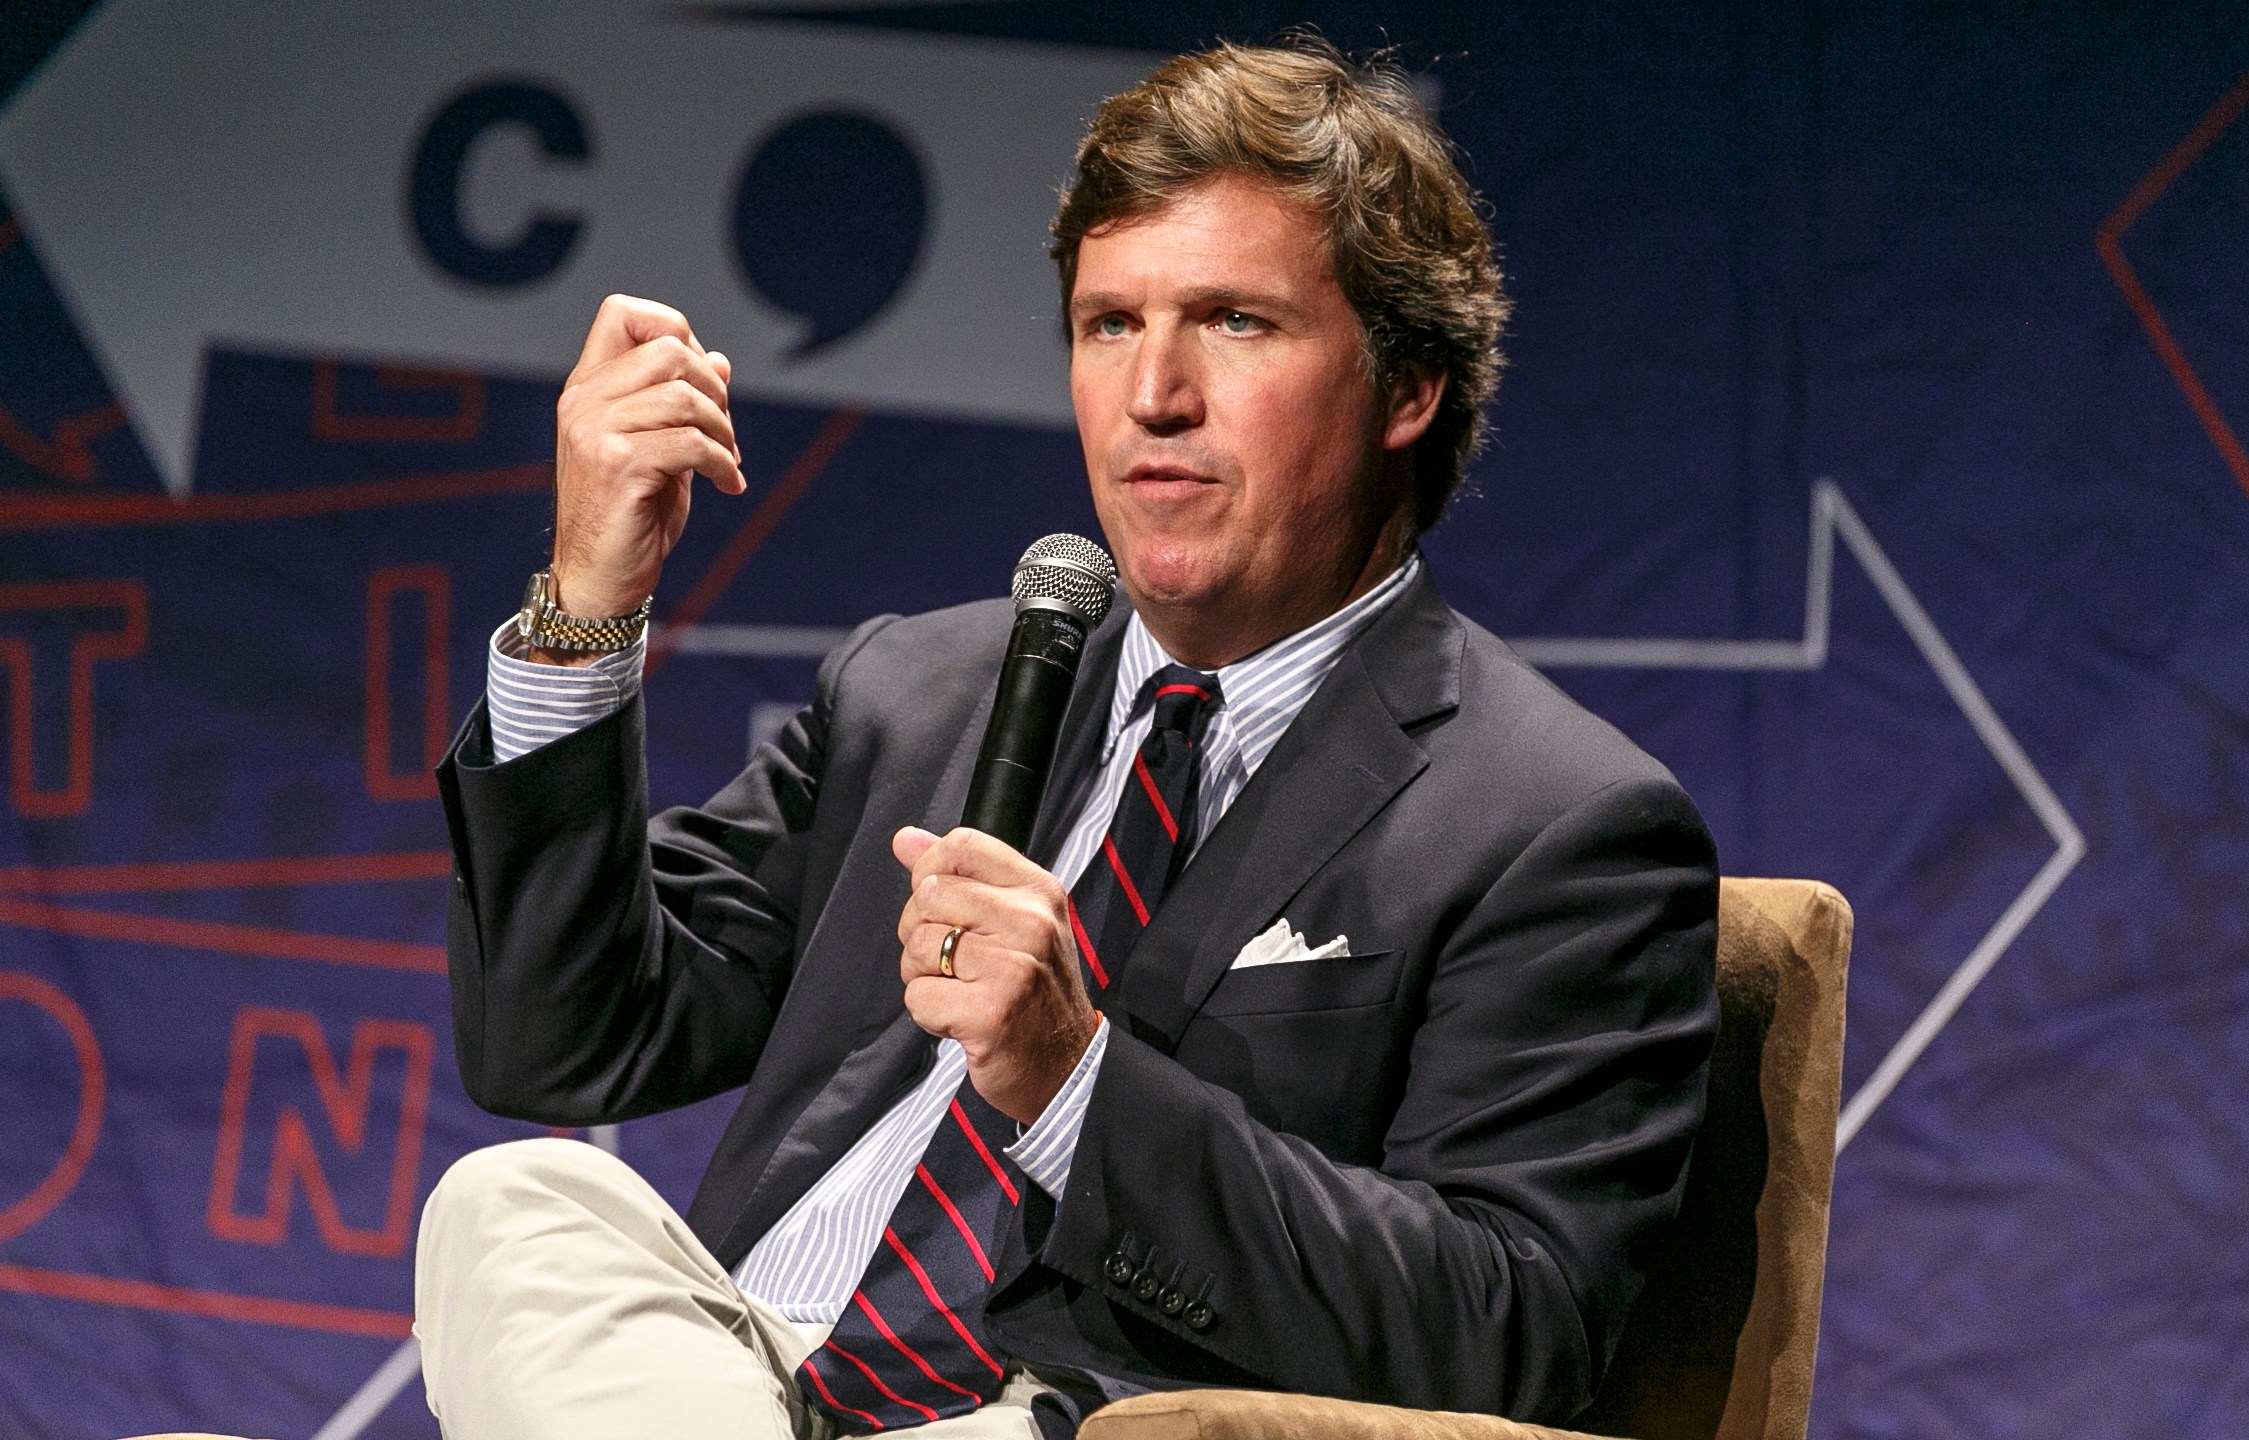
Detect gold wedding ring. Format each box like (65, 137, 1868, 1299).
(938, 925, 965, 978)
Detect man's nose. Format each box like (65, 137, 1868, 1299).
(1126, 327, 1204, 434)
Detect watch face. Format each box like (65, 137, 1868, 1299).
(517, 570, 549, 637)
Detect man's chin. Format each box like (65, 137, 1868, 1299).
(1117, 556, 1235, 619)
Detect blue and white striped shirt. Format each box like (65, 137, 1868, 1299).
(482, 551, 1420, 1321)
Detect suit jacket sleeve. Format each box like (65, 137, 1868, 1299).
(436, 615, 896, 1125)
(1010, 774, 1719, 1424)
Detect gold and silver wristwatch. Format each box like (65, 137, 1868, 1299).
(516, 569, 653, 652)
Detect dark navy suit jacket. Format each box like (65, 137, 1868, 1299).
(436, 566, 1719, 1424)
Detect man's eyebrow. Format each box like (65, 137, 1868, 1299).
(1069, 291, 1133, 320)
(1177, 284, 1303, 317)
(1068, 285, 1306, 320)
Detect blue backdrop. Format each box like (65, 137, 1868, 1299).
(2, 4, 2246, 1437)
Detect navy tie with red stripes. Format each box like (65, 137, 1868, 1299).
(795, 663, 1221, 1432)
(794, 1084, 1026, 1430)
(1066, 664, 1223, 999)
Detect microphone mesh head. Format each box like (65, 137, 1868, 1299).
(1011, 533, 1117, 626)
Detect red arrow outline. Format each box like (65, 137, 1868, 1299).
(2095, 68, 2249, 500)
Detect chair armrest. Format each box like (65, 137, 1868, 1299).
(1081, 1389, 1616, 1440)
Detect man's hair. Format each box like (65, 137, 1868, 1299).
(1051, 36, 1510, 531)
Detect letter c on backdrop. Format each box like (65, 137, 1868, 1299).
(0, 971, 105, 1243)
(408, 79, 591, 287)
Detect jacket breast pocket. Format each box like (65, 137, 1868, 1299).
(1198, 948, 1404, 1017)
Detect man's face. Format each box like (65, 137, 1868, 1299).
(1068, 173, 1435, 663)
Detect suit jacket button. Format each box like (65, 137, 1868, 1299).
(1103, 1254, 1135, 1286)
(1184, 1301, 1214, 1331)
(1158, 1287, 1186, 1316)
(1132, 1271, 1161, 1301)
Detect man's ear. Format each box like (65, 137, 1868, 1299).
(1381, 365, 1446, 452)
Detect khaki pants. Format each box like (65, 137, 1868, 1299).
(415, 1138, 1049, 1440)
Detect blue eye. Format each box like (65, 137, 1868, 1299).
(1220, 311, 1257, 334)
(1096, 315, 1128, 337)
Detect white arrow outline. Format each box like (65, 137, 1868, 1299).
(309, 1337, 422, 1440)
(1512, 479, 2085, 1153)
(659, 481, 2085, 1153)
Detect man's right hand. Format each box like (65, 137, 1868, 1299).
(541, 295, 745, 665)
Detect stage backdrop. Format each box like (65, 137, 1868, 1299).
(2, 3, 2245, 1436)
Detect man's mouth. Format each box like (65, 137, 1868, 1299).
(1121, 463, 1220, 489)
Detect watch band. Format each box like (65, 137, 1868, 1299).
(517, 569, 653, 652)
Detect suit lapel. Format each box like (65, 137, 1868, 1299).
(923, 685, 992, 834)
(721, 1010, 937, 1259)
(1112, 656, 1424, 1049)
(1113, 570, 1464, 1051)
(1026, 605, 1127, 868)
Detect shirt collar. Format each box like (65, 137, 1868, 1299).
(1104, 551, 1423, 765)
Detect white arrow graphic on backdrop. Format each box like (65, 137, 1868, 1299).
(0, 0, 1152, 493)
(1507, 479, 2086, 1154)
(668, 479, 2088, 1155)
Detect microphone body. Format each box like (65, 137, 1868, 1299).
(958, 535, 1118, 853)
(961, 608, 1085, 851)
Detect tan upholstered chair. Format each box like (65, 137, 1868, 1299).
(1081, 877, 1853, 1440)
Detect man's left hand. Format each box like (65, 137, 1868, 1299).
(894, 826, 1101, 1126)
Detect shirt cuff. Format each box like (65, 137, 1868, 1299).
(1003, 1016, 1109, 1200)
(485, 618, 647, 764)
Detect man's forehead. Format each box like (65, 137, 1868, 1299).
(1068, 173, 1336, 311)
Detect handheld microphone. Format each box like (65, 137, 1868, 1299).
(959, 534, 1117, 852)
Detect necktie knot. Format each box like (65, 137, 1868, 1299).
(1144, 663, 1221, 742)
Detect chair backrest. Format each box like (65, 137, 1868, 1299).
(1570, 878, 1852, 1440)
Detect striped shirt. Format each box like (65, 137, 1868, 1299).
(481, 551, 1421, 1321)
(486, 623, 648, 756)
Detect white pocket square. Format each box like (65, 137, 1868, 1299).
(1229, 917, 1351, 969)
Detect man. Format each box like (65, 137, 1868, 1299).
(418, 37, 1719, 1440)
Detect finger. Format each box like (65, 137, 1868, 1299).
(903, 974, 976, 1042)
(913, 827, 1057, 894)
(606, 380, 738, 459)
(909, 873, 1053, 954)
(609, 427, 744, 494)
(707, 349, 733, 387)
(901, 920, 999, 985)
(892, 827, 943, 943)
(572, 294, 700, 379)
(893, 826, 941, 870)
(576, 334, 733, 418)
